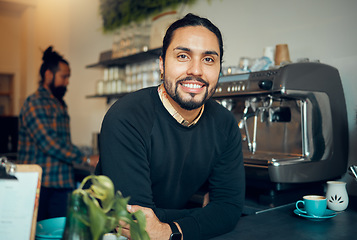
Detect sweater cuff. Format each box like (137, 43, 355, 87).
(176, 216, 200, 240)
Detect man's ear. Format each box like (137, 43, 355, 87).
(44, 69, 53, 86)
(159, 56, 164, 74)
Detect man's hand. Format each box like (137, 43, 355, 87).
(203, 192, 209, 207)
(88, 155, 99, 167)
(121, 205, 172, 240)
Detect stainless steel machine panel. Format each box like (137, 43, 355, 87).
(214, 62, 348, 183)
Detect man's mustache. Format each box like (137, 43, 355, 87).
(177, 76, 208, 86)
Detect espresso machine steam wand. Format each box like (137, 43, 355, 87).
(239, 96, 273, 154)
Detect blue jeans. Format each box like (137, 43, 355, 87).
(37, 187, 73, 221)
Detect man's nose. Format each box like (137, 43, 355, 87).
(187, 59, 203, 76)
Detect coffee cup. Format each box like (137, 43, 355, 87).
(274, 44, 291, 66)
(295, 195, 327, 217)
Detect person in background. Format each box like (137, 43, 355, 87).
(96, 13, 245, 240)
(17, 46, 98, 221)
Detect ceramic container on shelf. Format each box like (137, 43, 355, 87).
(326, 181, 349, 211)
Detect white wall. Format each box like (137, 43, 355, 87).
(0, 1, 25, 115)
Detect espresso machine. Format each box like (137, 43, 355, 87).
(214, 62, 348, 204)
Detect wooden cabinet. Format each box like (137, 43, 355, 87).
(86, 47, 162, 102)
(0, 74, 17, 156)
(0, 74, 14, 116)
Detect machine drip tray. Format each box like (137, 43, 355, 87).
(243, 152, 304, 166)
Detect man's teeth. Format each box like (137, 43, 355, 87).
(182, 83, 202, 89)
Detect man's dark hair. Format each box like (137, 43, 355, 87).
(161, 13, 223, 66)
(39, 46, 69, 85)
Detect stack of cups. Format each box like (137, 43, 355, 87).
(263, 46, 275, 65)
(274, 44, 291, 66)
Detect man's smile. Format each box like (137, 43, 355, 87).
(181, 82, 204, 89)
(177, 77, 208, 94)
(179, 81, 206, 94)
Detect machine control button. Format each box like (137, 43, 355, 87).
(258, 80, 273, 90)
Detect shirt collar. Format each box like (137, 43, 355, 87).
(158, 84, 204, 127)
(39, 86, 67, 108)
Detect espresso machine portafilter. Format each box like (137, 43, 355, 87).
(214, 62, 348, 184)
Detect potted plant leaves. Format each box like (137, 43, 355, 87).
(62, 175, 149, 240)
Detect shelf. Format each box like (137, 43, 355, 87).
(86, 47, 162, 68)
(86, 93, 129, 99)
(86, 92, 129, 103)
(86, 47, 162, 103)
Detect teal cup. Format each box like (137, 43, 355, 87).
(295, 195, 327, 217)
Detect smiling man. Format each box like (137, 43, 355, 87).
(96, 13, 245, 240)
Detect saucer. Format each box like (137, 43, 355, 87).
(293, 209, 337, 221)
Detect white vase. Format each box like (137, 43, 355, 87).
(326, 181, 349, 211)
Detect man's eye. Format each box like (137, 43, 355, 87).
(177, 54, 188, 60)
(204, 57, 214, 63)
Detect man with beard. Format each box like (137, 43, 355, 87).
(96, 14, 245, 240)
(18, 46, 98, 221)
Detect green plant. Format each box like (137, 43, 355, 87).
(70, 175, 149, 240)
(99, 0, 197, 32)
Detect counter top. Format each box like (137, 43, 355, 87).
(210, 196, 357, 240)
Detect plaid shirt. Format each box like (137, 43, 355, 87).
(17, 86, 86, 188)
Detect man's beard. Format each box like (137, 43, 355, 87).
(163, 75, 216, 110)
(49, 77, 67, 105)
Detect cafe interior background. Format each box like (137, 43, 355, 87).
(0, 0, 356, 195)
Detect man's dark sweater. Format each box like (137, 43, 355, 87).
(96, 86, 245, 240)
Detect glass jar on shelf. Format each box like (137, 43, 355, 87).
(110, 80, 116, 94)
(119, 68, 125, 80)
(103, 68, 109, 81)
(142, 71, 149, 88)
(115, 79, 122, 93)
(113, 67, 119, 80)
(125, 65, 131, 77)
(131, 73, 137, 92)
(108, 67, 114, 81)
(136, 72, 143, 90)
(125, 74, 132, 92)
(121, 80, 127, 92)
(96, 80, 104, 95)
